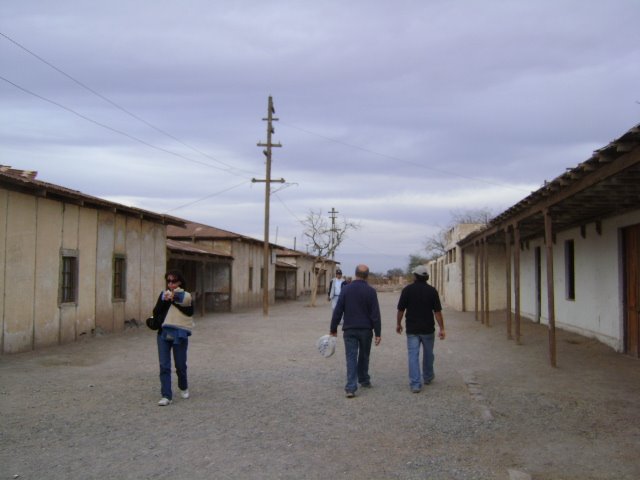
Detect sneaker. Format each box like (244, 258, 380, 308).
(158, 397, 172, 406)
(360, 382, 372, 388)
(345, 391, 356, 398)
(411, 387, 422, 393)
(180, 389, 190, 399)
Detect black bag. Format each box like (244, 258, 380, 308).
(146, 293, 172, 330)
(146, 316, 163, 330)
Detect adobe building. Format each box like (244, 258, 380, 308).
(456, 123, 640, 363)
(0, 167, 183, 354)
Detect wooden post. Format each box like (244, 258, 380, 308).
(461, 247, 466, 312)
(505, 227, 513, 340)
(480, 240, 485, 324)
(544, 208, 557, 367)
(254, 96, 284, 316)
(484, 238, 490, 327)
(474, 241, 479, 321)
(513, 224, 521, 344)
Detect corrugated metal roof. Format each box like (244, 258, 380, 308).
(459, 123, 640, 246)
(0, 166, 185, 227)
(166, 239, 232, 258)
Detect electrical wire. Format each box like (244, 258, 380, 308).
(163, 180, 249, 213)
(0, 74, 256, 176)
(0, 31, 254, 177)
(280, 121, 532, 193)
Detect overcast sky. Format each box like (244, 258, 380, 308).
(2, 1, 639, 274)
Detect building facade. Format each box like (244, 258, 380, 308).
(456, 123, 640, 362)
(0, 167, 182, 354)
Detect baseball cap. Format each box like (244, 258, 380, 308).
(336, 269, 342, 274)
(412, 265, 429, 277)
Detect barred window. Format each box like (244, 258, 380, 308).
(113, 255, 126, 300)
(60, 252, 78, 304)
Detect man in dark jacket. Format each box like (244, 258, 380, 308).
(330, 264, 381, 398)
(396, 265, 445, 393)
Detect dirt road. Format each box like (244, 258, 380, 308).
(1, 291, 639, 479)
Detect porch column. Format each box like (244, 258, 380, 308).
(505, 227, 512, 340)
(543, 208, 557, 367)
(480, 240, 485, 324)
(513, 224, 521, 344)
(461, 247, 466, 312)
(484, 238, 490, 326)
(474, 241, 479, 321)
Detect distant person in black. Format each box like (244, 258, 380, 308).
(396, 265, 445, 393)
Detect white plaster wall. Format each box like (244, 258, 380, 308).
(515, 210, 640, 351)
(0, 185, 167, 354)
(3, 192, 37, 353)
(231, 241, 266, 310)
(444, 244, 507, 312)
(60, 204, 80, 344)
(33, 199, 63, 348)
(0, 190, 6, 351)
(95, 211, 115, 332)
(77, 208, 98, 338)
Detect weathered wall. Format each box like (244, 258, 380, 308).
(231, 241, 271, 310)
(517, 210, 640, 351)
(0, 187, 166, 354)
(3, 191, 37, 353)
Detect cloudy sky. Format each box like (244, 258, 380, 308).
(2, 1, 639, 274)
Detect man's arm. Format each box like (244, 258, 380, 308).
(435, 311, 445, 339)
(396, 309, 405, 334)
(371, 291, 382, 345)
(329, 292, 345, 335)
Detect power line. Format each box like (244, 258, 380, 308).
(280, 121, 532, 193)
(0, 74, 254, 176)
(0, 30, 253, 177)
(163, 180, 249, 213)
(273, 191, 303, 224)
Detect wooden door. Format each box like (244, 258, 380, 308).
(624, 224, 640, 357)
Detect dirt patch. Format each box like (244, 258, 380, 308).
(1, 292, 639, 479)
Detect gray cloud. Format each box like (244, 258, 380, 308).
(2, 0, 639, 271)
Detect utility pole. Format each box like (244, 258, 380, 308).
(253, 96, 284, 316)
(328, 207, 339, 259)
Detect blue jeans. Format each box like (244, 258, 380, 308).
(343, 329, 373, 393)
(407, 333, 435, 389)
(157, 333, 188, 400)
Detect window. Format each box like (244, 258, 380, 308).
(260, 267, 264, 290)
(564, 240, 575, 300)
(113, 255, 126, 300)
(249, 266, 253, 291)
(60, 251, 78, 304)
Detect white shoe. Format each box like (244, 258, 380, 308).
(158, 397, 172, 406)
(180, 389, 190, 399)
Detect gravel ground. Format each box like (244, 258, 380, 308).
(1, 290, 639, 480)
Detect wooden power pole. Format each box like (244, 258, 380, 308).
(328, 207, 339, 259)
(253, 96, 284, 316)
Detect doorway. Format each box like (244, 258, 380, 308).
(535, 246, 542, 323)
(623, 224, 640, 357)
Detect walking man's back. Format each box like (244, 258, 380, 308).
(330, 264, 381, 398)
(396, 265, 445, 393)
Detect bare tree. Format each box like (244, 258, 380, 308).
(301, 209, 359, 306)
(423, 230, 448, 260)
(449, 207, 494, 225)
(407, 253, 430, 274)
(423, 208, 493, 260)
